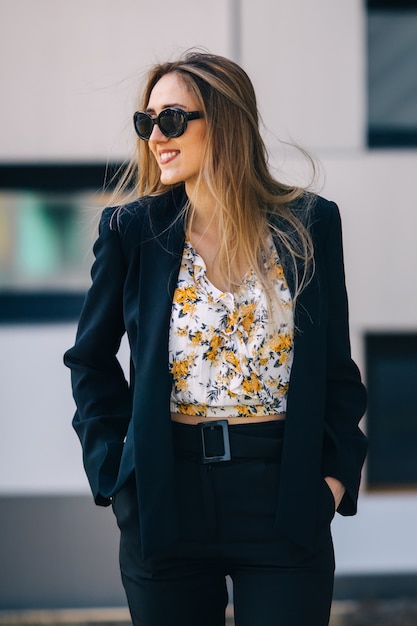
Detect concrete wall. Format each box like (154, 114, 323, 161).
(1, 0, 417, 609)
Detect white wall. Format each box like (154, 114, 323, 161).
(0, 0, 232, 161)
(321, 153, 417, 333)
(0, 325, 130, 495)
(0, 0, 366, 161)
(241, 0, 366, 151)
(0, 324, 87, 494)
(333, 493, 417, 575)
(1, 0, 417, 577)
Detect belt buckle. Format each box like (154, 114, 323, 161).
(200, 420, 231, 464)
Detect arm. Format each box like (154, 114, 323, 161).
(64, 207, 132, 506)
(319, 201, 368, 514)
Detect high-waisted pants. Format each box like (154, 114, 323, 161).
(111, 421, 336, 626)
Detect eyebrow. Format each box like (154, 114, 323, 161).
(145, 103, 188, 114)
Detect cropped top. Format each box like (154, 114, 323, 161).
(168, 236, 294, 418)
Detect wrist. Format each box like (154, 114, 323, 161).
(324, 476, 346, 509)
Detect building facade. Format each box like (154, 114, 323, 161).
(1, 0, 416, 609)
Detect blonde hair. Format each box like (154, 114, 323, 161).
(115, 51, 314, 303)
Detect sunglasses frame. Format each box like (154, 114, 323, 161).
(133, 107, 202, 141)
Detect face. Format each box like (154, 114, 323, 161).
(146, 72, 207, 192)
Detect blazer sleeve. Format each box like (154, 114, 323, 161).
(64, 207, 131, 506)
(319, 201, 368, 515)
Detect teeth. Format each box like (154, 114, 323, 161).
(160, 151, 178, 164)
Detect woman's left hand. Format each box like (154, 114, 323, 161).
(324, 476, 346, 510)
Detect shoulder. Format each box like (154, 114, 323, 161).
(310, 194, 339, 224)
(291, 193, 341, 245)
(310, 195, 342, 250)
(100, 184, 187, 238)
(291, 192, 338, 222)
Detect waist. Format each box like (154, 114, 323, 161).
(172, 419, 285, 463)
(171, 412, 286, 426)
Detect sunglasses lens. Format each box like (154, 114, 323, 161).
(159, 109, 186, 137)
(134, 112, 153, 140)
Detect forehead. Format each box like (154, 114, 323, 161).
(147, 72, 199, 111)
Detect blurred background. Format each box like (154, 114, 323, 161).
(1, 0, 417, 619)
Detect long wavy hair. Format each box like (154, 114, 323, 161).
(114, 50, 315, 303)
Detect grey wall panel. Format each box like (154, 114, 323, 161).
(0, 495, 125, 610)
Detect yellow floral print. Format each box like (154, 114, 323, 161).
(239, 303, 256, 334)
(269, 333, 292, 353)
(177, 403, 201, 416)
(174, 285, 198, 304)
(225, 351, 239, 368)
(242, 373, 262, 395)
(182, 301, 196, 317)
(190, 331, 203, 344)
(235, 405, 251, 416)
(277, 382, 289, 397)
(268, 263, 285, 281)
(171, 353, 196, 379)
(168, 235, 294, 418)
(226, 310, 238, 330)
(205, 335, 223, 361)
(175, 378, 188, 392)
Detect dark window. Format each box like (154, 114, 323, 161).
(366, 333, 417, 489)
(367, 0, 417, 147)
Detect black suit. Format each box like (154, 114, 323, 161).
(64, 185, 367, 564)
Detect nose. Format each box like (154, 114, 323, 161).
(149, 122, 168, 142)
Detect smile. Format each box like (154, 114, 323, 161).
(159, 151, 179, 165)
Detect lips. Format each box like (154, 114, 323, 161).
(159, 150, 179, 165)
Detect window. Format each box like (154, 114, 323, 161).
(0, 163, 124, 322)
(367, 0, 417, 147)
(366, 333, 417, 489)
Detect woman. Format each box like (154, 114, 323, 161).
(64, 51, 367, 626)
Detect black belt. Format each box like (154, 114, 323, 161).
(172, 419, 284, 464)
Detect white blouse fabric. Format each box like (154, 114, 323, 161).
(169, 236, 294, 418)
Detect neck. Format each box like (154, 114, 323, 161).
(184, 182, 252, 292)
(185, 179, 220, 238)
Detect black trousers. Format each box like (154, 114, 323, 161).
(112, 421, 336, 626)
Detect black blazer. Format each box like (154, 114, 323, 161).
(64, 185, 367, 559)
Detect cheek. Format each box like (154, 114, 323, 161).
(190, 136, 206, 168)
(189, 124, 207, 157)
(148, 143, 158, 161)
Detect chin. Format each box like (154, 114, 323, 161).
(159, 172, 181, 186)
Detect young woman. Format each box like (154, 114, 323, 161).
(64, 51, 367, 626)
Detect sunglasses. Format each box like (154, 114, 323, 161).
(133, 107, 202, 141)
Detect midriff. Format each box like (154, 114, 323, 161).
(171, 412, 286, 426)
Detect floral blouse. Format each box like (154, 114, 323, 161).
(168, 236, 294, 418)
